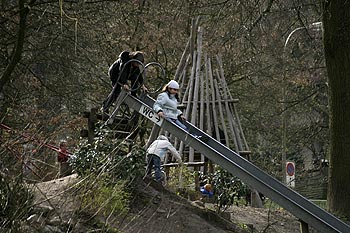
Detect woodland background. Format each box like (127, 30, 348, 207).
(1, 0, 349, 228)
(1, 0, 326, 172)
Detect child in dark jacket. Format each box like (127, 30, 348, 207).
(102, 51, 144, 113)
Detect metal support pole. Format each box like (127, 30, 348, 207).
(281, 22, 322, 183)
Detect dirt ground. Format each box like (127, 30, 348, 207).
(30, 174, 303, 233)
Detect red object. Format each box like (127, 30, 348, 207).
(1, 123, 72, 156)
(57, 149, 69, 162)
(286, 162, 295, 176)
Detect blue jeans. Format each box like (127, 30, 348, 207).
(167, 118, 189, 131)
(167, 118, 198, 136)
(146, 154, 161, 182)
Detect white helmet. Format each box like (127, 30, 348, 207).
(167, 80, 179, 89)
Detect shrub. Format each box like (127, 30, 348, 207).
(78, 177, 130, 217)
(71, 126, 147, 220)
(0, 174, 34, 231)
(199, 167, 247, 212)
(167, 164, 197, 198)
(70, 127, 145, 186)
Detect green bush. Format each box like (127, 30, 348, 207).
(200, 167, 247, 212)
(78, 177, 130, 216)
(70, 127, 146, 186)
(71, 127, 147, 220)
(167, 164, 197, 197)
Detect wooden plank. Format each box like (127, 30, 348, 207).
(204, 54, 212, 174)
(189, 27, 203, 163)
(180, 51, 197, 161)
(208, 58, 220, 144)
(239, 150, 252, 155)
(215, 67, 239, 149)
(215, 56, 241, 150)
(174, 39, 190, 81)
(182, 99, 239, 104)
(217, 55, 250, 152)
(179, 54, 191, 100)
(200, 72, 205, 170)
(229, 102, 246, 152)
(214, 79, 230, 147)
(163, 162, 205, 167)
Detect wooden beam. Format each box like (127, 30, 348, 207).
(182, 99, 239, 104)
(239, 150, 252, 156)
(163, 162, 205, 167)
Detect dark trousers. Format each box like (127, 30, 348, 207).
(146, 154, 161, 181)
(103, 84, 121, 113)
(103, 82, 139, 113)
(59, 162, 72, 178)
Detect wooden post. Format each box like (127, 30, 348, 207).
(217, 54, 250, 152)
(178, 54, 191, 96)
(215, 67, 238, 149)
(88, 108, 97, 144)
(180, 51, 197, 161)
(188, 26, 203, 163)
(299, 219, 309, 233)
(199, 74, 205, 172)
(204, 55, 213, 174)
(232, 102, 249, 152)
(208, 58, 220, 143)
(214, 79, 230, 147)
(207, 57, 217, 174)
(181, 54, 192, 104)
(144, 124, 161, 149)
(174, 38, 190, 81)
(194, 166, 200, 191)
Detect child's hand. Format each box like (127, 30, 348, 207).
(180, 115, 186, 121)
(123, 84, 130, 91)
(158, 112, 165, 118)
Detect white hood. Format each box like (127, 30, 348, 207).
(157, 135, 168, 141)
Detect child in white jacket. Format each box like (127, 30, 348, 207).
(153, 80, 189, 131)
(153, 80, 208, 142)
(145, 135, 182, 182)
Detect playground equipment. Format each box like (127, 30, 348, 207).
(112, 89, 349, 233)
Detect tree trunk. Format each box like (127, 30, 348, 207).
(322, 0, 350, 219)
(0, 0, 31, 93)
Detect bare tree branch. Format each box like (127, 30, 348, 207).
(0, 0, 36, 93)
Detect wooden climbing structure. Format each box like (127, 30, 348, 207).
(156, 19, 251, 171)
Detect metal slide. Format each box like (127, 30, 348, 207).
(117, 90, 350, 233)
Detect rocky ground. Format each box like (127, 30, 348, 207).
(27, 173, 304, 232)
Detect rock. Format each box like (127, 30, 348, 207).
(192, 200, 205, 208)
(43, 225, 64, 233)
(31, 204, 54, 217)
